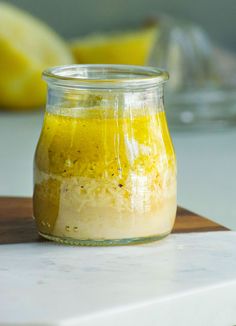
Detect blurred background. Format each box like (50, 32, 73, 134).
(0, 0, 236, 229)
(7, 0, 236, 51)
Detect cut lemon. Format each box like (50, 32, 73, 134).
(0, 3, 74, 110)
(70, 27, 157, 65)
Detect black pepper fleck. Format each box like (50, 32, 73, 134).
(118, 184, 123, 188)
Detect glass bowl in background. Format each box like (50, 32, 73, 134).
(150, 16, 236, 130)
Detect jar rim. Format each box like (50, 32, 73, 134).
(42, 64, 169, 89)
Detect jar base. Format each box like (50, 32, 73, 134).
(39, 232, 170, 246)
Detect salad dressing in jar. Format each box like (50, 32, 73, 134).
(33, 64, 177, 245)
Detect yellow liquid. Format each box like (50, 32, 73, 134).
(33, 109, 177, 242)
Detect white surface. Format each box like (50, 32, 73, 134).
(1, 232, 236, 326)
(0, 111, 236, 229)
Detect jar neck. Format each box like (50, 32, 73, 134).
(46, 84, 165, 115)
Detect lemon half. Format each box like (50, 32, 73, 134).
(0, 3, 74, 110)
(70, 27, 157, 65)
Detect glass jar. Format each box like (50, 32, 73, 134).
(33, 64, 177, 245)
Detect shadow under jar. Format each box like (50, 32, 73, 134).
(33, 64, 177, 246)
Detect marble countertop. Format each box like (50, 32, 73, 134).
(1, 231, 236, 326)
(0, 111, 236, 229)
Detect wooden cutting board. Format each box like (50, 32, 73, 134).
(0, 197, 228, 245)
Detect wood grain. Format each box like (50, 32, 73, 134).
(0, 197, 228, 245)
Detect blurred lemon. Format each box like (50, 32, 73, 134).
(0, 3, 74, 110)
(70, 27, 157, 65)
